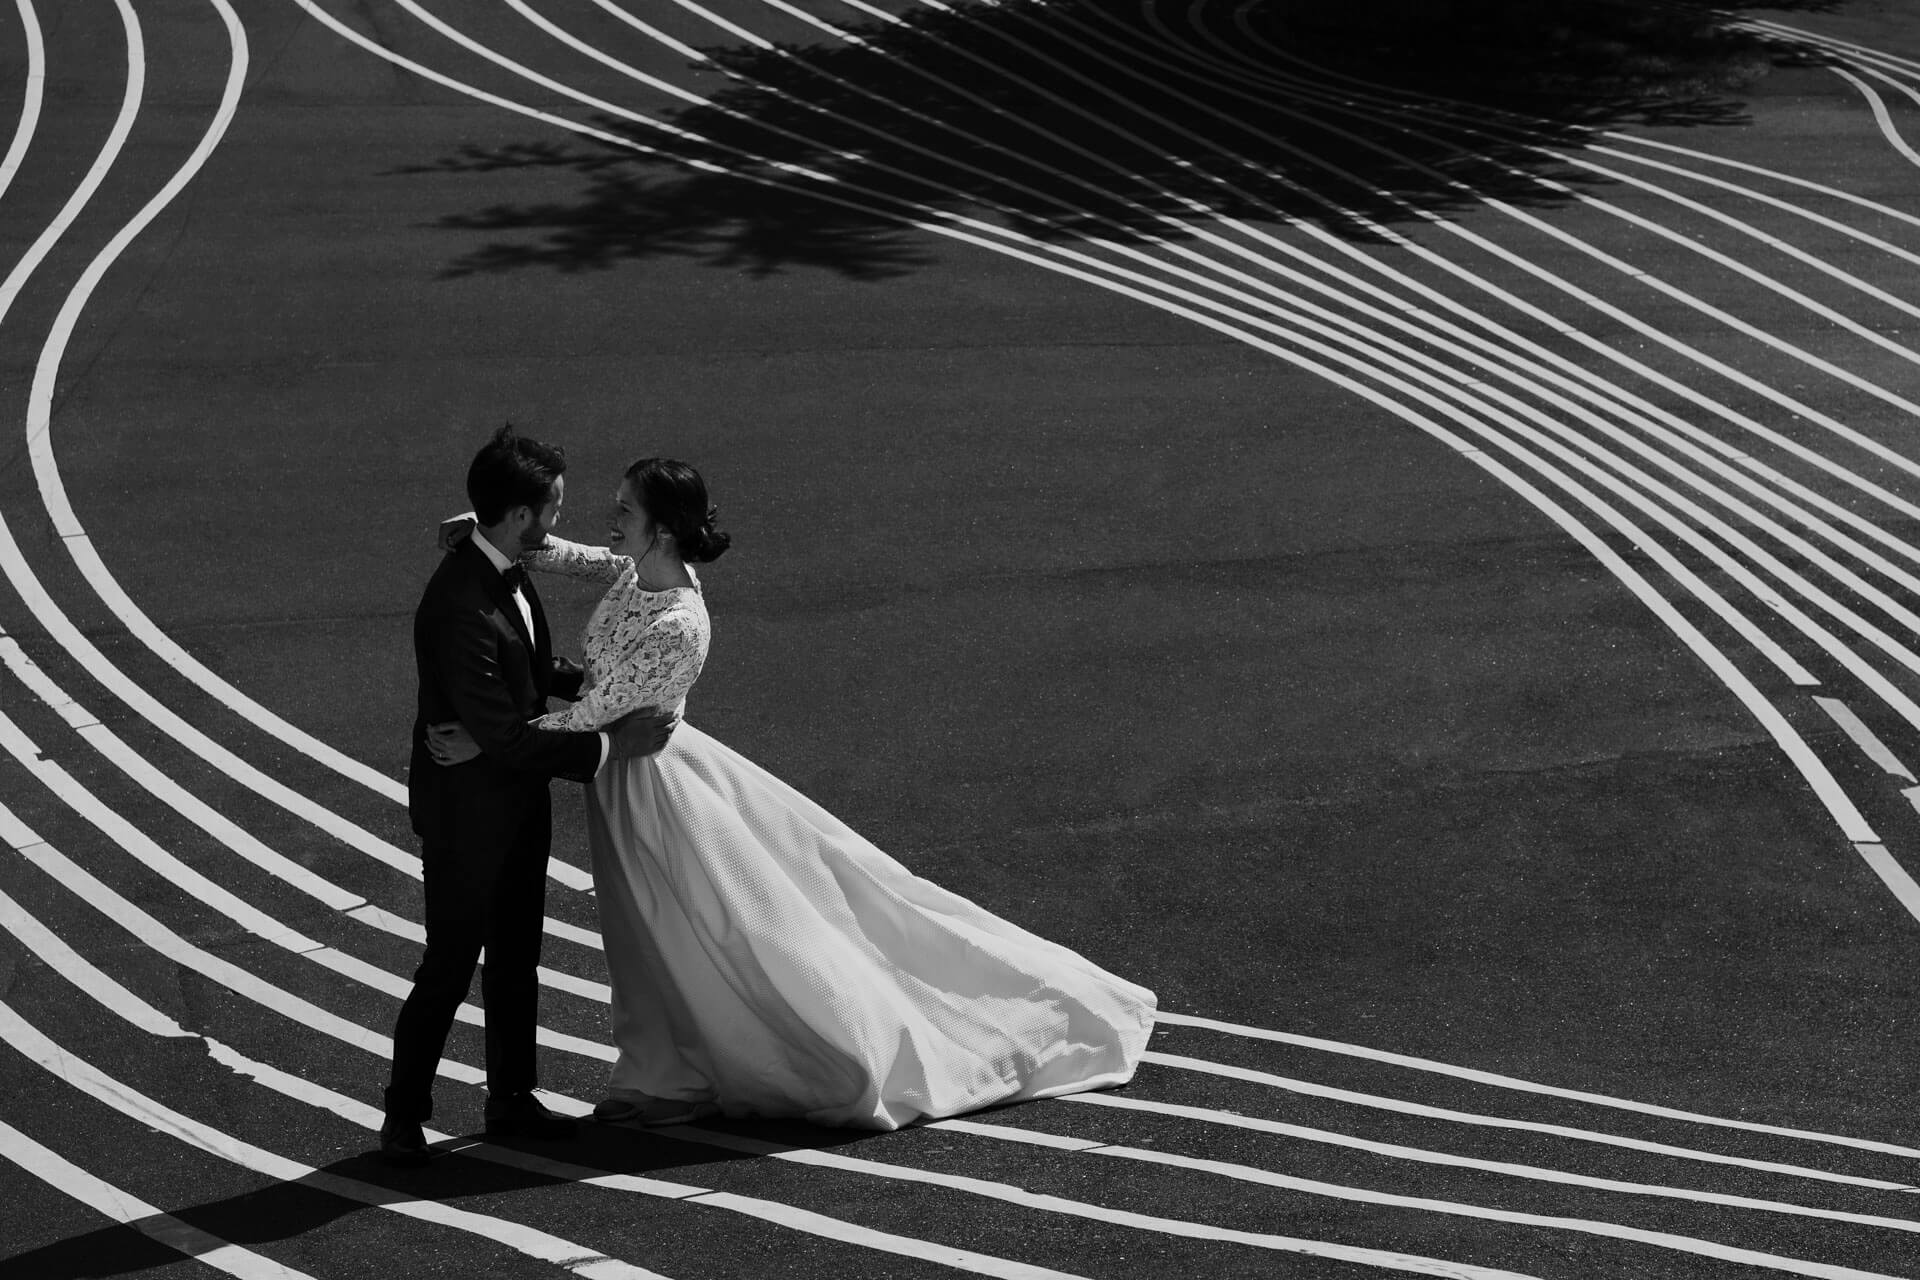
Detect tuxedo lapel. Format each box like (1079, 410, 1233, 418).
(524, 575, 555, 698)
(460, 537, 536, 657)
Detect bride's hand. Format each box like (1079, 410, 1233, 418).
(426, 720, 481, 766)
(438, 512, 477, 551)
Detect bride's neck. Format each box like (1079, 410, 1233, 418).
(634, 544, 690, 588)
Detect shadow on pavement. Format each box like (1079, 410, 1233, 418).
(400, 0, 1835, 280)
(0, 1119, 883, 1279)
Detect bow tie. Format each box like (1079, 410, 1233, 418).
(501, 563, 530, 594)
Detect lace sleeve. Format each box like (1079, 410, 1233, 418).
(527, 534, 632, 584)
(534, 606, 708, 732)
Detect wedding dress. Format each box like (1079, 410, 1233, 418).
(529, 535, 1155, 1130)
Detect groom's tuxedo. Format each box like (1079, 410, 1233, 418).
(386, 534, 604, 1124)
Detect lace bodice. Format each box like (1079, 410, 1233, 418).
(527, 535, 710, 732)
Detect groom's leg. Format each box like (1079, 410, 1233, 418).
(480, 792, 551, 1099)
(387, 840, 489, 1121)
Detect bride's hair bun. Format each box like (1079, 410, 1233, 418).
(626, 457, 731, 563)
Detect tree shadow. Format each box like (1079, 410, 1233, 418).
(0, 1119, 883, 1279)
(400, 0, 1838, 280)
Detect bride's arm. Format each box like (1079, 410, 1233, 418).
(434, 513, 630, 584)
(526, 533, 631, 584)
(535, 607, 707, 732)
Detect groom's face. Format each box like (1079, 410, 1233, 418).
(515, 474, 565, 556)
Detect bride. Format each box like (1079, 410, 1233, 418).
(430, 457, 1155, 1130)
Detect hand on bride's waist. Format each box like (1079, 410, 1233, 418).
(425, 707, 678, 768)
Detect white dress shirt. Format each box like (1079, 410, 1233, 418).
(471, 527, 609, 775)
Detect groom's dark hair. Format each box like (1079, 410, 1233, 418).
(467, 424, 567, 525)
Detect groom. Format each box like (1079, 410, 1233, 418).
(381, 424, 673, 1165)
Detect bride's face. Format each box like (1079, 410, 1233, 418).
(608, 479, 652, 552)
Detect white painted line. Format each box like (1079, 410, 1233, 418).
(1, 629, 609, 938)
(0, 1002, 673, 1280)
(297, 0, 1890, 866)
(1063, 1068, 1920, 1192)
(0, 1118, 319, 1280)
(1082, 1139, 1912, 1279)
(1147, 1024, 1920, 1158)
(1814, 697, 1917, 781)
(0, 853, 1083, 1279)
(1838, 62, 1920, 168)
(0, 618, 604, 944)
(0, 717, 611, 1058)
(0, 0, 44, 204)
(656, 1127, 1546, 1280)
(1204, 8, 1920, 530)
(3, 0, 650, 870)
(1043, 1092, 1920, 1229)
(1853, 844, 1920, 931)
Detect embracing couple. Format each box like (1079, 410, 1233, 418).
(378, 425, 1156, 1164)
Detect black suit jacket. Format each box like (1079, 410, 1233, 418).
(407, 537, 602, 846)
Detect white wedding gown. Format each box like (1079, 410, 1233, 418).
(531, 536, 1156, 1129)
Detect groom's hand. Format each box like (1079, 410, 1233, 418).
(606, 708, 677, 761)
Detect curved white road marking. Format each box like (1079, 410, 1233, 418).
(0, 0, 604, 893)
(938, 1118, 1913, 1280)
(1187, 25, 1920, 550)
(0, 1005, 674, 1280)
(0, 0, 1866, 1013)
(0, 892, 1083, 1280)
(1815, 698, 1917, 783)
(1054, 1087, 1920, 1194)
(12, 763, 1915, 1261)
(0, 0, 43, 203)
(1015, 0, 1920, 489)
(0, 826, 1522, 1280)
(7, 681, 1897, 1210)
(1148, 1026, 1920, 1159)
(684, 1121, 1908, 1280)
(15, 2, 1920, 1274)
(1833, 64, 1920, 168)
(0, 631, 605, 993)
(0, 0, 1858, 974)
(575, 0, 1890, 691)
(0, 1118, 320, 1280)
(339, 0, 1882, 852)
(0, 706, 613, 1059)
(1048, 1092, 1920, 1227)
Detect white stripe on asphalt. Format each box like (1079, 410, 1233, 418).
(1047, 1092, 1920, 1227)
(327, 0, 1877, 856)
(0, 1118, 319, 1280)
(1851, 844, 1920, 931)
(657, 1126, 1544, 1280)
(0, 716, 614, 1060)
(941, 1119, 1913, 1280)
(0, 1002, 673, 1280)
(0, 0, 43, 203)
(0, 827, 1485, 1280)
(1814, 698, 1917, 781)
(3, 884, 1090, 1280)
(1069, 1071, 1920, 1192)
(0, 632, 606, 994)
(0, 770, 1744, 1276)
(1148, 1024, 1920, 1159)
(1831, 68, 1920, 169)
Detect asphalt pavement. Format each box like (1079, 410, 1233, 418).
(6, 1, 1920, 1277)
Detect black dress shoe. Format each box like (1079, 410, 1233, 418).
(484, 1092, 579, 1140)
(378, 1115, 434, 1166)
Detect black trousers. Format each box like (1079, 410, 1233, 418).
(385, 788, 552, 1122)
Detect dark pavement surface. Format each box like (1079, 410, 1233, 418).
(6, 1, 1920, 1277)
